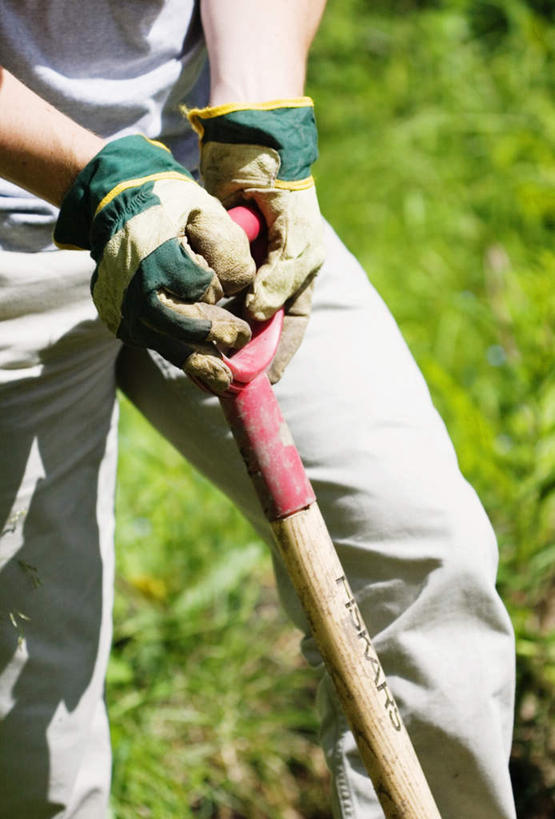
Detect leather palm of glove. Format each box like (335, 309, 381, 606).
(54, 134, 256, 393)
(187, 98, 325, 383)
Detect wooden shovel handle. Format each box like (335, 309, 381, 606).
(223, 206, 441, 817)
(272, 503, 441, 818)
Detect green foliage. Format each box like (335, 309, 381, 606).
(110, 401, 327, 818)
(109, 0, 554, 815)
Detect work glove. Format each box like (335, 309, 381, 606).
(187, 98, 325, 383)
(54, 134, 256, 393)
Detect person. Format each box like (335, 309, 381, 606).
(0, 2, 517, 817)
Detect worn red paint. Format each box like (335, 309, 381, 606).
(220, 374, 315, 520)
(218, 206, 316, 520)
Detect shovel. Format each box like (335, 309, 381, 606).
(211, 205, 441, 818)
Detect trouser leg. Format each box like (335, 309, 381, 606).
(0, 250, 119, 818)
(117, 221, 517, 818)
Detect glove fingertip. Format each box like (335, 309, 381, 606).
(184, 352, 233, 394)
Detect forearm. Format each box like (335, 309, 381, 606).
(201, 0, 326, 104)
(0, 68, 104, 206)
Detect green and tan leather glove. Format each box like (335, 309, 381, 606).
(54, 134, 256, 393)
(187, 98, 325, 383)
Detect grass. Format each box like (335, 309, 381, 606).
(108, 1, 554, 816)
(110, 403, 327, 818)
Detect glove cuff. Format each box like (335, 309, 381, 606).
(54, 135, 192, 250)
(186, 98, 318, 186)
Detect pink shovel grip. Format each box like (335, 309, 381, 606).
(224, 206, 283, 390)
(221, 206, 316, 521)
(228, 204, 263, 242)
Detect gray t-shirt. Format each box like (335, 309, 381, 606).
(0, 0, 210, 251)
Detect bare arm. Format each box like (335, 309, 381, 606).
(0, 2, 327, 204)
(0, 67, 104, 206)
(201, 0, 327, 104)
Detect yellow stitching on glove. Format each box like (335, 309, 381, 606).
(274, 176, 315, 191)
(187, 97, 313, 117)
(185, 97, 314, 128)
(145, 137, 172, 153)
(94, 171, 193, 217)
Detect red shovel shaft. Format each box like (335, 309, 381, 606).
(221, 207, 441, 819)
(220, 374, 315, 519)
(221, 207, 315, 518)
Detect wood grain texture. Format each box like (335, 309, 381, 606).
(271, 503, 441, 818)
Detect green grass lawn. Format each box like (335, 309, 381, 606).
(108, 1, 554, 816)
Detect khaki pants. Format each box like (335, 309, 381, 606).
(0, 223, 516, 818)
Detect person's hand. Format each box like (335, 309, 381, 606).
(187, 98, 325, 383)
(54, 135, 256, 393)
